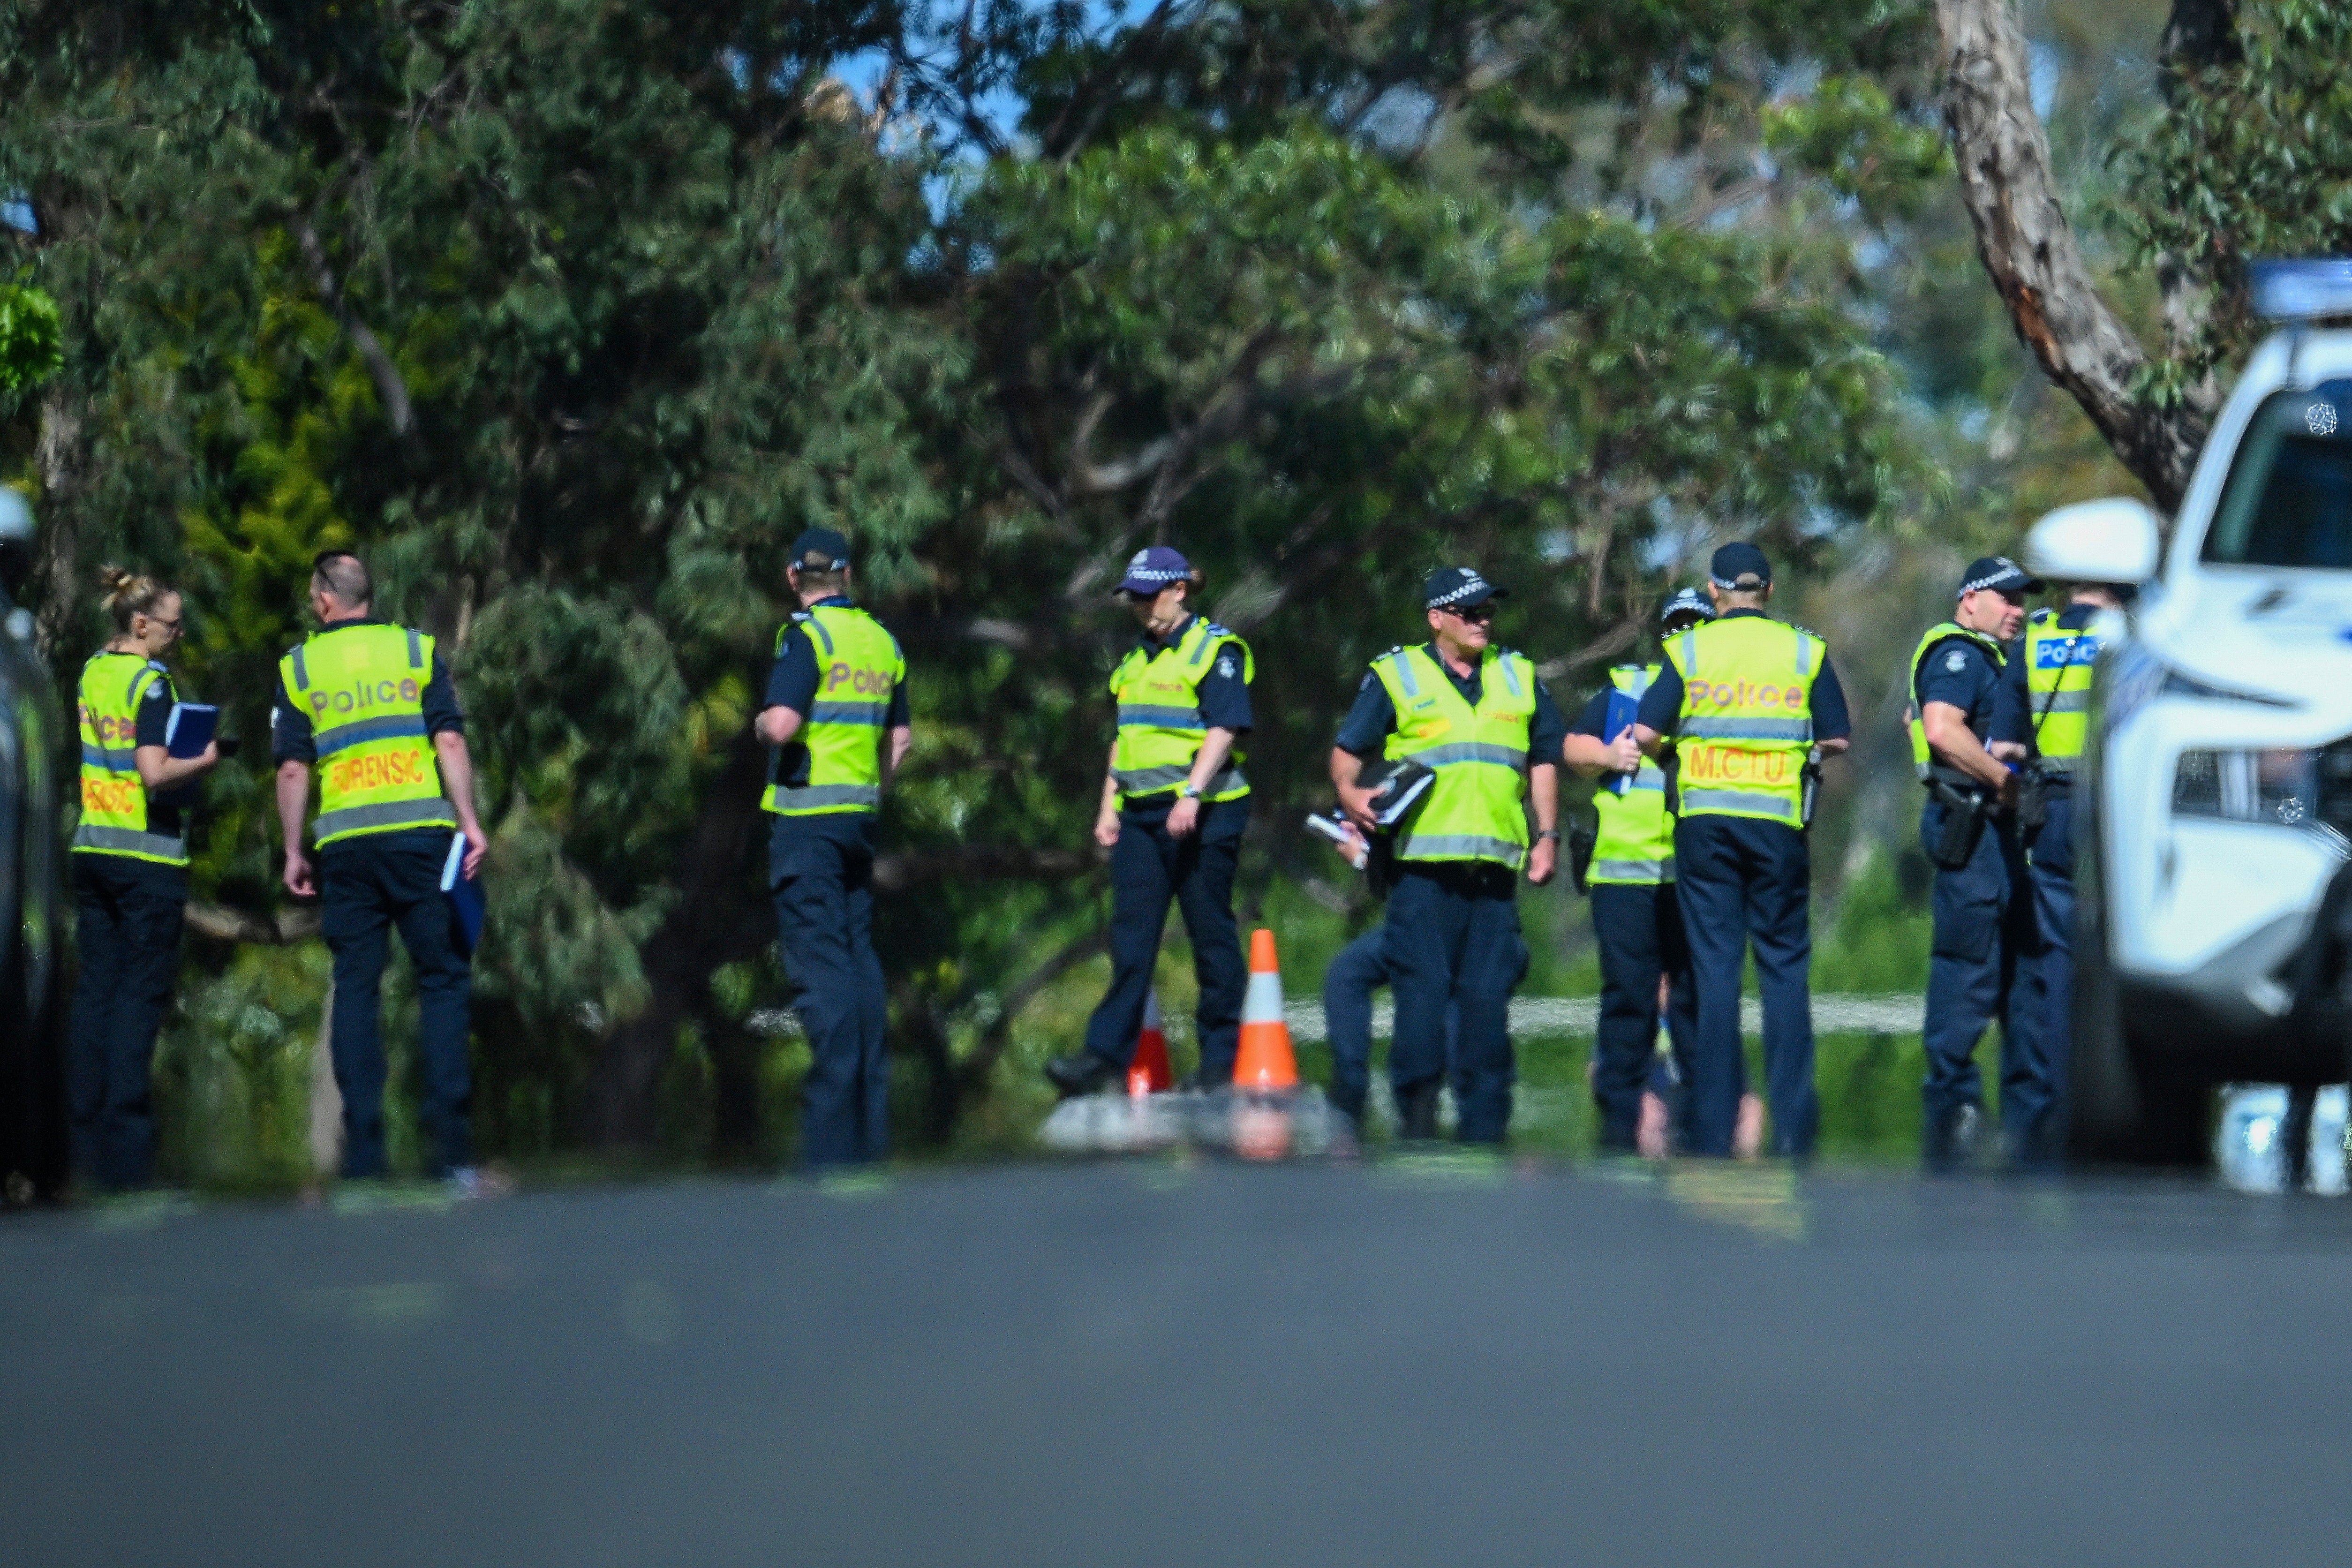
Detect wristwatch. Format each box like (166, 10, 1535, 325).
(1179, 783, 1203, 799)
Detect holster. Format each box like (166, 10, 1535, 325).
(2014, 765, 2051, 834)
(1927, 779, 1988, 870)
(1568, 826, 1598, 896)
(1800, 761, 1824, 829)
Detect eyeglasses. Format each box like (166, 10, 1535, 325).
(144, 615, 183, 634)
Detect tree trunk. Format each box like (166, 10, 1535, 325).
(1934, 0, 2206, 516)
(30, 382, 81, 661)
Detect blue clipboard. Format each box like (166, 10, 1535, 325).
(441, 831, 485, 957)
(1603, 689, 1641, 797)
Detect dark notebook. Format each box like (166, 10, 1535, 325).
(441, 831, 485, 957)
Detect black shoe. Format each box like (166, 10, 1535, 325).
(1397, 1083, 1441, 1140)
(1925, 1102, 1985, 1171)
(1045, 1053, 1120, 1098)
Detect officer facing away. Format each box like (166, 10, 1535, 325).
(1047, 546, 1253, 1096)
(1564, 587, 1709, 1153)
(1332, 567, 1563, 1142)
(1908, 555, 2045, 1167)
(754, 528, 912, 1166)
(276, 551, 488, 1181)
(2008, 512, 2135, 1163)
(1634, 543, 1851, 1156)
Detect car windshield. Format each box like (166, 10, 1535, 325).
(2203, 379, 2352, 567)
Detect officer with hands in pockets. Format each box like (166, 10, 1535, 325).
(1046, 546, 1254, 1097)
(1331, 567, 1564, 1143)
(1907, 555, 2045, 1168)
(755, 528, 912, 1166)
(276, 551, 488, 1183)
(1633, 543, 1850, 1158)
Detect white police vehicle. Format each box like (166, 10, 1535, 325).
(2070, 260, 2352, 1163)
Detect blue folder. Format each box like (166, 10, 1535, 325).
(441, 831, 486, 957)
(1603, 688, 1641, 797)
(164, 702, 218, 757)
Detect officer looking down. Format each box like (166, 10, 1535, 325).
(1331, 567, 1563, 1143)
(1046, 547, 1253, 1098)
(1908, 555, 2046, 1168)
(754, 528, 912, 1167)
(276, 550, 488, 1183)
(1563, 587, 1711, 1154)
(1634, 543, 1850, 1157)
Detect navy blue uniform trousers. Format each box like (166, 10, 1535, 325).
(772, 815, 890, 1167)
(68, 853, 185, 1188)
(1083, 799, 1248, 1085)
(320, 829, 474, 1178)
(1322, 925, 1460, 1125)
(1383, 862, 1525, 1144)
(1673, 814, 1818, 1156)
(1589, 881, 1699, 1151)
(2022, 788, 2075, 1161)
(1919, 797, 2049, 1155)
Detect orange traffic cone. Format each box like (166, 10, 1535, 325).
(1128, 988, 1174, 1097)
(1231, 928, 1298, 1092)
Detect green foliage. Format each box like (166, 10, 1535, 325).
(0, 277, 62, 394)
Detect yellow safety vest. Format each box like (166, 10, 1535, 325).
(1591, 663, 1674, 885)
(763, 604, 906, 815)
(1664, 615, 1822, 826)
(1904, 622, 2006, 783)
(71, 650, 186, 865)
(280, 623, 458, 846)
(1108, 616, 1253, 804)
(1371, 642, 1536, 868)
(2021, 609, 2097, 768)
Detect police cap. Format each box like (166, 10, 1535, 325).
(790, 527, 852, 571)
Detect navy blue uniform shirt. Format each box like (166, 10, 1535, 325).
(271, 618, 464, 765)
(1912, 628, 2004, 750)
(1997, 602, 2101, 751)
(1634, 610, 1851, 740)
(1334, 642, 1568, 764)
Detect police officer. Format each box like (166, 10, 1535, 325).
(1331, 567, 1563, 1142)
(1046, 547, 1252, 1096)
(276, 551, 487, 1182)
(69, 565, 221, 1188)
(1908, 555, 2043, 1167)
(1634, 543, 1851, 1157)
(755, 528, 912, 1165)
(1563, 588, 1708, 1153)
(2006, 526, 2129, 1163)
(1314, 817, 1464, 1130)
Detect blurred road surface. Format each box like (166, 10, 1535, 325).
(5, 1161, 2347, 1566)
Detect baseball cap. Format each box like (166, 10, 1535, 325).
(789, 527, 852, 571)
(1708, 542, 1772, 591)
(1425, 566, 1508, 610)
(1957, 555, 2043, 597)
(1117, 545, 1193, 595)
(1660, 587, 1714, 626)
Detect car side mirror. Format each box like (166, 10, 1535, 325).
(2022, 497, 2162, 586)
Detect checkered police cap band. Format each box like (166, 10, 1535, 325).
(1958, 558, 2028, 596)
(1123, 550, 1191, 585)
(1709, 573, 1766, 591)
(1429, 571, 1493, 607)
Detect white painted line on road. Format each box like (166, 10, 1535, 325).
(1282, 994, 1924, 1043)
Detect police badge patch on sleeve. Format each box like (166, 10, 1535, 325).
(1217, 654, 1236, 678)
(1945, 650, 1968, 672)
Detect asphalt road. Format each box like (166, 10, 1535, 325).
(5, 1159, 2349, 1566)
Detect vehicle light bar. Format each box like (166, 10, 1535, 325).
(2250, 259, 2352, 322)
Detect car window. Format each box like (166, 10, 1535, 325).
(2202, 380, 2352, 567)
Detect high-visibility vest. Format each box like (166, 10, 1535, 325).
(1591, 663, 1674, 884)
(71, 650, 186, 865)
(1108, 615, 1252, 804)
(279, 623, 458, 846)
(1371, 642, 1535, 868)
(2021, 609, 2097, 768)
(1904, 622, 2006, 783)
(763, 604, 906, 815)
(1664, 616, 1823, 826)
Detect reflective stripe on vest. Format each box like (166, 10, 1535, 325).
(1591, 663, 1675, 885)
(2023, 610, 2099, 764)
(72, 651, 186, 865)
(1107, 617, 1253, 805)
(1904, 622, 2007, 782)
(281, 623, 456, 847)
(1372, 644, 1535, 868)
(763, 605, 906, 817)
(1667, 618, 1821, 826)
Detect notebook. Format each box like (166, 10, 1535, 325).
(441, 831, 486, 957)
(1603, 688, 1642, 796)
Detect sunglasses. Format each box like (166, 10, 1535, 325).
(1439, 601, 1496, 622)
